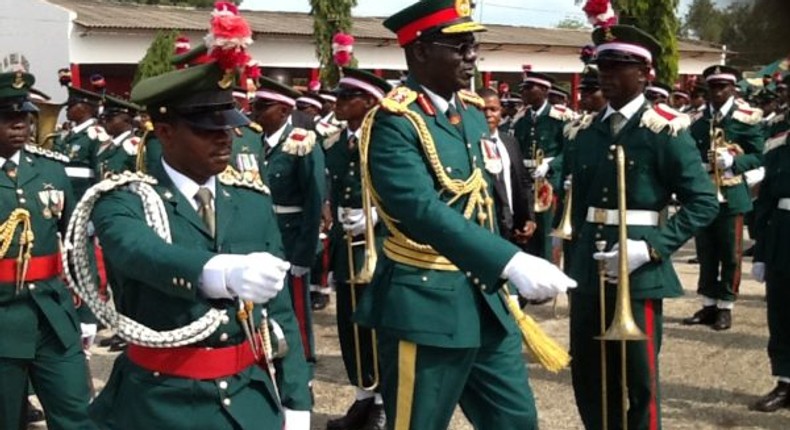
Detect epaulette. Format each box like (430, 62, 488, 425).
(122, 136, 142, 156)
(458, 90, 484, 109)
(218, 165, 270, 194)
(87, 125, 111, 142)
(689, 110, 705, 124)
(316, 118, 344, 139)
(549, 104, 578, 122)
(24, 144, 70, 163)
(563, 112, 597, 140)
(281, 128, 317, 156)
(764, 131, 788, 154)
(732, 100, 764, 125)
(322, 130, 343, 150)
(247, 121, 263, 133)
(380, 87, 418, 115)
(767, 112, 785, 126)
(511, 106, 528, 124)
(639, 103, 691, 137)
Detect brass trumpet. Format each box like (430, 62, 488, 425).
(345, 173, 380, 391)
(533, 148, 554, 213)
(597, 145, 647, 430)
(33, 100, 63, 149)
(550, 178, 573, 240)
(709, 127, 744, 203)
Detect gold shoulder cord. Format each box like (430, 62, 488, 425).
(0, 208, 34, 293)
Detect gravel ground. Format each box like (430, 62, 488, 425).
(30, 238, 790, 429)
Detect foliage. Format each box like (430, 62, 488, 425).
(556, 17, 588, 30)
(614, 0, 680, 84)
(310, 0, 358, 88)
(133, 30, 178, 86)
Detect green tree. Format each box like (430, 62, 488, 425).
(681, 0, 725, 41)
(614, 0, 681, 84)
(310, 0, 358, 88)
(133, 30, 178, 86)
(556, 17, 588, 29)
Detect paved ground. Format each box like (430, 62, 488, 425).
(30, 238, 790, 429)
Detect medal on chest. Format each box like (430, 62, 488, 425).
(480, 138, 503, 175)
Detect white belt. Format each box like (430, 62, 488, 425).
(778, 199, 790, 211)
(272, 205, 303, 214)
(65, 167, 95, 179)
(523, 157, 554, 169)
(586, 207, 660, 226)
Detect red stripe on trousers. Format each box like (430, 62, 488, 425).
(733, 214, 743, 295)
(94, 241, 108, 300)
(321, 237, 330, 288)
(291, 274, 311, 359)
(644, 300, 659, 430)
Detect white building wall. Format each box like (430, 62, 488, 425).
(0, 0, 73, 101)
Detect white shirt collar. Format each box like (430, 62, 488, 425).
(266, 118, 291, 149)
(421, 85, 456, 115)
(112, 129, 133, 146)
(601, 94, 647, 122)
(710, 96, 735, 118)
(71, 118, 96, 134)
(490, 129, 501, 141)
(346, 127, 361, 141)
(531, 101, 549, 117)
(161, 158, 216, 211)
(0, 151, 21, 169)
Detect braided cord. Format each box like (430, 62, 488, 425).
(63, 171, 226, 348)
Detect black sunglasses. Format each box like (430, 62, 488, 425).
(427, 40, 480, 56)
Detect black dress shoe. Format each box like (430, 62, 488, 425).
(27, 401, 45, 423)
(743, 246, 755, 257)
(682, 305, 717, 325)
(327, 398, 374, 430)
(312, 292, 330, 311)
(750, 382, 790, 412)
(359, 404, 386, 430)
(712, 309, 732, 331)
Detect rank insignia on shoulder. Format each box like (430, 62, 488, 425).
(218, 165, 270, 194)
(24, 144, 70, 163)
(640, 104, 691, 137)
(563, 112, 597, 140)
(549, 105, 578, 122)
(282, 128, 317, 156)
(380, 87, 418, 115)
(458, 90, 484, 109)
(732, 102, 764, 125)
(764, 131, 788, 154)
(87, 125, 111, 142)
(247, 121, 263, 133)
(322, 131, 342, 150)
(767, 113, 785, 126)
(122, 136, 142, 156)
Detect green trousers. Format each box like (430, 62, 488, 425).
(336, 281, 379, 388)
(570, 291, 664, 430)
(0, 310, 94, 430)
(766, 270, 790, 378)
(695, 213, 744, 302)
(289, 272, 315, 373)
(527, 209, 555, 261)
(377, 326, 537, 430)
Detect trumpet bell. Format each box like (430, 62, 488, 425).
(550, 186, 572, 240)
(33, 100, 63, 149)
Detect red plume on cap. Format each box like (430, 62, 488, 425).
(205, 1, 253, 87)
(332, 32, 355, 67)
(308, 79, 321, 92)
(90, 74, 106, 90)
(175, 35, 191, 56)
(583, 0, 617, 28)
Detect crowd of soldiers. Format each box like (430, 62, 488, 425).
(2, 0, 790, 429)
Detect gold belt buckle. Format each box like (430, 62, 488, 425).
(592, 208, 607, 224)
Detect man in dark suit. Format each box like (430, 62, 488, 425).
(479, 87, 536, 246)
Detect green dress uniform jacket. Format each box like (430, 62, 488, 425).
(754, 132, 790, 378)
(53, 119, 109, 198)
(356, 80, 540, 430)
(88, 160, 311, 429)
(96, 130, 140, 178)
(0, 145, 94, 429)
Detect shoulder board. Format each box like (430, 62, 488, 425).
(690, 110, 705, 124)
(512, 106, 528, 124)
(281, 128, 317, 156)
(767, 112, 785, 126)
(457, 90, 484, 109)
(87, 125, 111, 142)
(380, 87, 418, 115)
(218, 165, 270, 194)
(122, 136, 142, 156)
(247, 121, 263, 133)
(764, 131, 788, 154)
(24, 144, 70, 163)
(316, 119, 344, 139)
(322, 131, 343, 150)
(732, 100, 764, 125)
(549, 105, 578, 122)
(640, 104, 691, 137)
(563, 112, 597, 140)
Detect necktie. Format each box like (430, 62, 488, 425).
(3, 160, 17, 182)
(446, 103, 463, 133)
(348, 135, 357, 151)
(610, 112, 627, 137)
(713, 112, 723, 126)
(195, 187, 215, 238)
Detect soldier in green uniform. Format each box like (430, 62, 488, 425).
(514, 71, 575, 261)
(765, 74, 790, 138)
(86, 53, 312, 430)
(97, 95, 142, 178)
(645, 82, 672, 105)
(565, 25, 719, 430)
(323, 67, 391, 430)
(355, 1, 577, 429)
(682, 65, 765, 331)
(548, 85, 571, 107)
(252, 77, 326, 374)
(750, 130, 790, 412)
(0, 71, 96, 430)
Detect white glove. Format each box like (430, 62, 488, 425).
(342, 207, 378, 237)
(200, 254, 246, 300)
(227, 253, 290, 303)
(80, 323, 98, 339)
(593, 240, 651, 278)
(752, 262, 766, 283)
(291, 265, 310, 277)
(716, 149, 735, 170)
(563, 175, 572, 191)
(283, 408, 311, 430)
(503, 252, 577, 301)
(532, 161, 550, 179)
